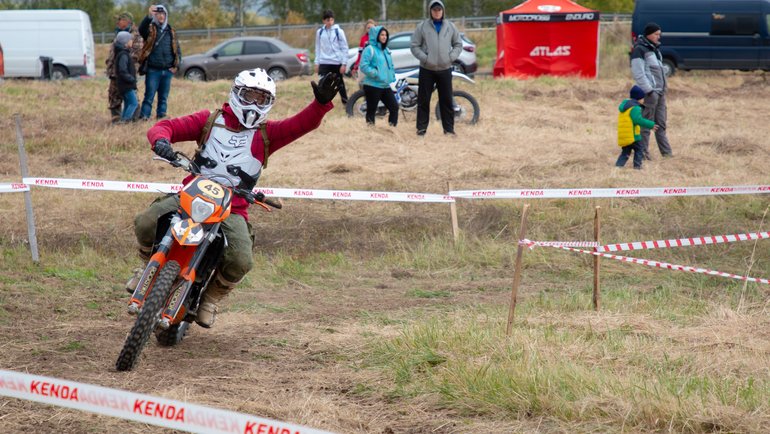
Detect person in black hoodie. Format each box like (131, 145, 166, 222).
(114, 31, 138, 123)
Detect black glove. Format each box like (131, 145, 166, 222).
(153, 138, 175, 161)
(311, 72, 342, 105)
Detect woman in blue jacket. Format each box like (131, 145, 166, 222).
(359, 26, 398, 126)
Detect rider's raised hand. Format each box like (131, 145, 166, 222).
(153, 138, 175, 160)
(311, 72, 342, 105)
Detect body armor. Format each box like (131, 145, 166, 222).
(195, 115, 262, 189)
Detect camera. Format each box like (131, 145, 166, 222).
(154, 5, 166, 13)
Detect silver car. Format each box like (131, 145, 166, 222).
(347, 31, 478, 76)
(178, 36, 311, 82)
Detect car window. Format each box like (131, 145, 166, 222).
(217, 41, 243, 57)
(388, 35, 411, 50)
(711, 13, 760, 36)
(244, 40, 277, 55)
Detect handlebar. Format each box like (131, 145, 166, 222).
(156, 152, 282, 210)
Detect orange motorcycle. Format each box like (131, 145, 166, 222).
(116, 152, 280, 371)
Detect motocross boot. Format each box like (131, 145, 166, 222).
(124, 246, 152, 294)
(195, 274, 239, 328)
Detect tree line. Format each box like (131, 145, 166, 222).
(0, 0, 634, 32)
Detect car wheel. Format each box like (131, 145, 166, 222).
(267, 67, 288, 81)
(662, 59, 676, 77)
(51, 65, 68, 80)
(184, 67, 206, 82)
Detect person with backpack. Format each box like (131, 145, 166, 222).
(128, 69, 343, 328)
(113, 31, 138, 123)
(314, 9, 349, 104)
(359, 25, 398, 127)
(137, 4, 181, 120)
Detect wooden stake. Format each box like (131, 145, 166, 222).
(593, 206, 601, 311)
(506, 204, 530, 336)
(447, 181, 459, 244)
(15, 113, 40, 263)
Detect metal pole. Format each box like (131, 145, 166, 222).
(14, 114, 40, 263)
(506, 204, 530, 336)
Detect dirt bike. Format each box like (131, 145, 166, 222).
(345, 68, 480, 125)
(115, 152, 281, 372)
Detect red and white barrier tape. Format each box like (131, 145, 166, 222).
(597, 231, 770, 253)
(451, 185, 770, 199)
(0, 183, 29, 193)
(519, 239, 600, 249)
(22, 177, 455, 203)
(529, 243, 770, 285)
(0, 369, 332, 434)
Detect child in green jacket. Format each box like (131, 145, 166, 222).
(616, 85, 658, 169)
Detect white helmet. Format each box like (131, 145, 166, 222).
(229, 68, 276, 128)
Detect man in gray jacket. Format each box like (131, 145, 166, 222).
(630, 22, 673, 159)
(410, 0, 462, 136)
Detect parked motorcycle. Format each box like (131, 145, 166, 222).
(345, 68, 480, 125)
(115, 152, 280, 372)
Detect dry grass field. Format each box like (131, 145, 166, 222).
(1, 30, 770, 433)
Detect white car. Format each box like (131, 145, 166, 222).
(347, 31, 477, 76)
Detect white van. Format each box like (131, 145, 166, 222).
(0, 9, 96, 79)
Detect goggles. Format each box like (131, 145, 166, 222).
(235, 86, 274, 108)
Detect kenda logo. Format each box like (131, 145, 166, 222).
(530, 46, 571, 57)
(537, 5, 561, 12)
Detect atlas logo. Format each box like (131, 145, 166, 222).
(530, 45, 571, 57)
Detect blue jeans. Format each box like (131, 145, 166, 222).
(141, 67, 173, 119)
(121, 89, 138, 121)
(616, 141, 643, 169)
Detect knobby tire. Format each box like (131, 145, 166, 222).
(115, 260, 181, 371)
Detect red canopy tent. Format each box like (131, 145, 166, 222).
(494, 0, 600, 78)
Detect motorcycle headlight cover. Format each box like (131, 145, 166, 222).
(191, 197, 216, 223)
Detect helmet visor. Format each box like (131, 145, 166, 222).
(235, 86, 274, 109)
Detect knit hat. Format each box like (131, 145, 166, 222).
(644, 22, 661, 36)
(115, 31, 132, 47)
(629, 85, 646, 100)
(115, 11, 133, 22)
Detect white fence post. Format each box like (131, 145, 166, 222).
(14, 114, 40, 263)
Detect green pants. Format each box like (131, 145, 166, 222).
(134, 195, 254, 282)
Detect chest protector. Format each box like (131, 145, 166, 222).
(195, 114, 262, 189)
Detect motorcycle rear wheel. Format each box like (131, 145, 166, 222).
(116, 260, 181, 371)
(345, 89, 389, 118)
(435, 90, 480, 125)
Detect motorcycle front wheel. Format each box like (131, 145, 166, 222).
(115, 260, 181, 371)
(435, 90, 480, 125)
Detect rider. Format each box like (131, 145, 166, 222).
(129, 68, 342, 328)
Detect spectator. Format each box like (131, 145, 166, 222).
(314, 9, 349, 104)
(113, 32, 138, 123)
(106, 12, 143, 123)
(137, 4, 181, 120)
(351, 19, 376, 79)
(616, 85, 658, 170)
(359, 25, 398, 127)
(631, 22, 673, 159)
(130, 69, 342, 327)
(410, 0, 462, 136)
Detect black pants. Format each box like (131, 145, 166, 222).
(318, 64, 348, 103)
(363, 84, 399, 126)
(616, 141, 643, 169)
(416, 67, 454, 134)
